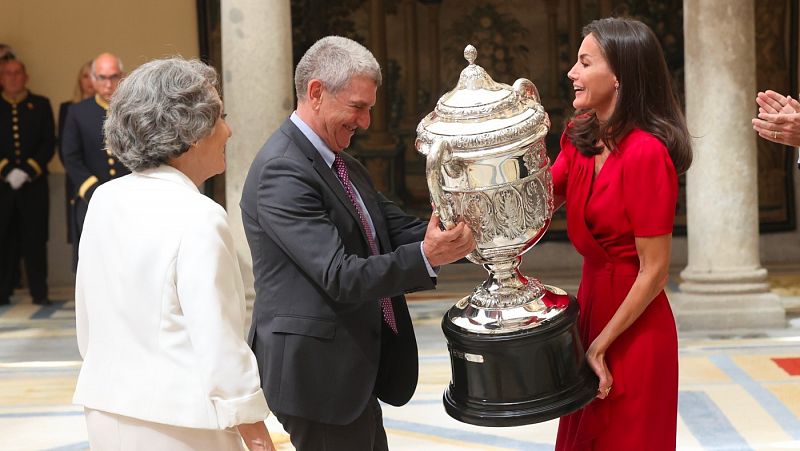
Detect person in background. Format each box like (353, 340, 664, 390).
(0, 43, 14, 68)
(551, 17, 692, 450)
(73, 57, 274, 451)
(58, 60, 95, 245)
(0, 59, 55, 306)
(61, 52, 129, 269)
(0, 43, 23, 293)
(59, 60, 95, 139)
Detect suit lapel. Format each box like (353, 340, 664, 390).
(280, 120, 373, 250)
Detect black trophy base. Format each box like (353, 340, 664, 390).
(442, 294, 598, 427)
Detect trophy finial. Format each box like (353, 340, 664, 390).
(464, 45, 477, 65)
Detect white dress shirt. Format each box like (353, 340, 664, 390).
(73, 165, 268, 429)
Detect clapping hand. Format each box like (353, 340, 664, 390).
(752, 90, 800, 147)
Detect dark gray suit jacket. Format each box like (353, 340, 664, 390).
(241, 119, 435, 425)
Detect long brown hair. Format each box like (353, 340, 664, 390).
(566, 17, 692, 173)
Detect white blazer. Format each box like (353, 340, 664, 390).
(73, 165, 269, 430)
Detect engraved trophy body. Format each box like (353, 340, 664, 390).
(416, 46, 598, 426)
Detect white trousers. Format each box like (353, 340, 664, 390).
(84, 408, 245, 451)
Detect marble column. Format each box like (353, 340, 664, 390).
(674, 0, 785, 330)
(221, 0, 294, 326)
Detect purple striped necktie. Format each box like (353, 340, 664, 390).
(333, 154, 398, 334)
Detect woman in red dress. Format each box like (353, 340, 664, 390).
(552, 18, 693, 451)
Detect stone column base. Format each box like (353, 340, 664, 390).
(671, 291, 786, 331)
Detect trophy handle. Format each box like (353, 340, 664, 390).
(513, 78, 540, 104)
(426, 140, 456, 228)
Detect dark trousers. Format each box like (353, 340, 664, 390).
(0, 178, 48, 301)
(276, 397, 389, 451)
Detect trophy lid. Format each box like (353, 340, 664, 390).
(416, 45, 549, 156)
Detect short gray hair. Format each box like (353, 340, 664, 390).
(104, 57, 221, 171)
(294, 36, 381, 101)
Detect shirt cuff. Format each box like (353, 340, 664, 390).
(211, 388, 270, 429)
(420, 242, 439, 277)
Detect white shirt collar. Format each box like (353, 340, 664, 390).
(290, 111, 336, 168)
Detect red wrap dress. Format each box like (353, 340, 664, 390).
(552, 128, 679, 451)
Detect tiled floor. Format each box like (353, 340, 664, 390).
(1, 272, 799, 451)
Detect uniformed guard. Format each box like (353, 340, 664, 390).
(0, 59, 55, 305)
(61, 53, 129, 269)
(0, 43, 24, 293)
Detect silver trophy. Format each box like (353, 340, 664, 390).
(416, 45, 597, 426)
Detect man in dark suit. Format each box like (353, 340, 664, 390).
(61, 52, 129, 268)
(241, 36, 475, 451)
(0, 59, 55, 305)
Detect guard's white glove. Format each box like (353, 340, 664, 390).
(6, 168, 30, 190)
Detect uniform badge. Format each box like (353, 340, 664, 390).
(27, 103, 34, 110)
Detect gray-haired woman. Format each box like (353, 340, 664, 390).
(72, 57, 275, 451)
